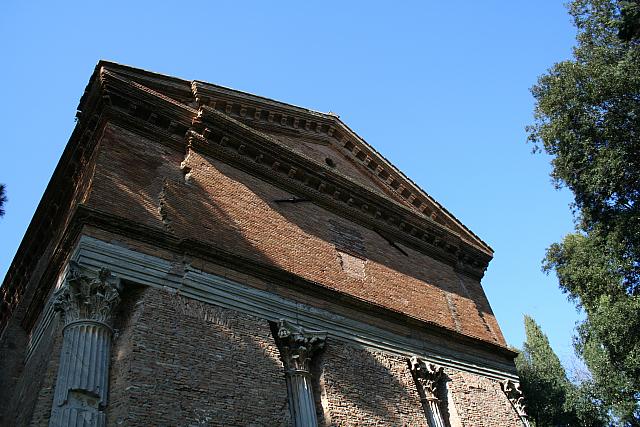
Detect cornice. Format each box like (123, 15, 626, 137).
(0, 87, 107, 331)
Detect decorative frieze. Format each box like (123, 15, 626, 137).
(409, 356, 448, 427)
(274, 320, 327, 427)
(49, 262, 121, 427)
(501, 379, 530, 427)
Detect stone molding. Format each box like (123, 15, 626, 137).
(190, 77, 492, 255)
(188, 106, 489, 279)
(101, 66, 492, 278)
(0, 62, 492, 335)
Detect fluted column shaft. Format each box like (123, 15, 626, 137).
(274, 320, 327, 427)
(49, 262, 120, 427)
(409, 356, 447, 427)
(426, 398, 446, 427)
(285, 370, 318, 426)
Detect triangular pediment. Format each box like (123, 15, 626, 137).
(94, 61, 492, 256)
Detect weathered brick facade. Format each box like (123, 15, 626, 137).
(0, 62, 528, 426)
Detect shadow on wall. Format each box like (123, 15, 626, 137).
(108, 283, 427, 425)
(109, 285, 292, 426)
(318, 342, 426, 426)
(88, 123, 499, 341)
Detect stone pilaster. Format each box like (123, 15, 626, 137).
(49, 262, 121, 427)
(274, 320, 326, 427)
(409, 356, 447, 427)
(501, 379, 530, 427)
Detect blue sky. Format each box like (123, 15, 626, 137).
(1, 1, 580, 366)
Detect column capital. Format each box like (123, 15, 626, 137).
(501, 379, 529, 419)
(274, 320, 326, 375)
(409, 356, 445, 401)
(53, 261, 121, 327)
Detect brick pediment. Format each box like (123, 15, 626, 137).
(83, 62, 492, 267)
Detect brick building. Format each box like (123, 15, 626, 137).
(0, 62, 528, 426)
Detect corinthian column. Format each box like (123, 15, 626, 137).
(409, 356, 447, 427)
(501, 379, 530, 427)
(49, 262, 121, 427)
(274, 320, 327, 427)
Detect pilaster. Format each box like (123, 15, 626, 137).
(274, 320, 327, 427)
(49, 262, 121, 427)
(501, 379, 530, 427)
(409, 356, 447, 427)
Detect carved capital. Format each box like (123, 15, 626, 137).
(409, 356, 444, 401)
(53, 261, 121, 327)
(501, 379, 529, 419)
(275, 320, 326, 375)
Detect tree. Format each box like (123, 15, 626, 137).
(516, 316, 573, 426)
(515, 316, 606, 426)
(620, 0, 640, 41)
(527, 0, 640, 423)
(0, 184, 6, 217)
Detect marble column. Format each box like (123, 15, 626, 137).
(409, 356, 447, 427)
(274, 320, 327, 427)
(501, 379, 530, 427)
(49, 262, 121, 427)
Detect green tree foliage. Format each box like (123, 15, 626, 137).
(516, 316, 573, 426)
(0, 184, 6, 217)
(515, 315, 606, 426)
(619, 0, 640, 41)
(527, 0, 640, 422)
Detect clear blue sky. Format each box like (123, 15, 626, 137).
(0, 1, 580, 366)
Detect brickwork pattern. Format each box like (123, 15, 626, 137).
(7, 282, 523, 426)
(8, 318, 63, 427)
(107, 286, 291, 426)
(446, 369, 522, 427)
(268, 133, 407, 205)
(320, 345, 426, 426)
(86, 123, 505, 346)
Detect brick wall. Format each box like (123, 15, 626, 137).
(85, 123, 505, 347)
(1, 313, 63, 426)
(103, 287, 521, 426)
(319, 345, 426, 426)
(446, 370, 522, 427)
(107, 286, 291, 426)
(104, 284, 523, 427)
(6, 283, 522, 426)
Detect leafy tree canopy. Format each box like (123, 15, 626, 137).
(527, 0, 640, 422)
